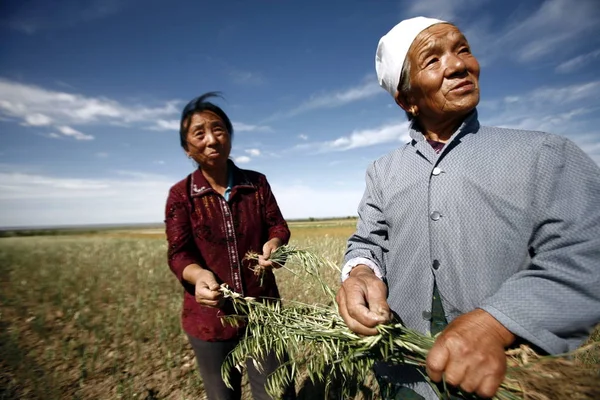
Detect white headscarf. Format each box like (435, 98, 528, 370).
(376, 16, 447, 97)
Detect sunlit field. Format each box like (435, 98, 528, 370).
(0, 219, 355, 399)
(0, 219, 597, 399)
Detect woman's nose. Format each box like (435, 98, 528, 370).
(444, 53, 467, 77)
(205, 131, 218, 144)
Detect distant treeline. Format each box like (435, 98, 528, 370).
(0, 229, 103, 238)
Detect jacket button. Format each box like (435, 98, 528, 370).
(430, 211, 441, 221)
(432, 260, 440, 270)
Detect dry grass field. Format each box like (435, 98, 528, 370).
(0, 219, 597, 399)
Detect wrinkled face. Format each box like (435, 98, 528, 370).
(185, 111, 231, 169)
(403, 23, 480, 121)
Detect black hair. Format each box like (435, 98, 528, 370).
(397, 59, 414, 122)
(179, 92, 234, 150)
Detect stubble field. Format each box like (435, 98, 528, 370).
(0, 220, 355, 400)
(0, 219, 598, 400)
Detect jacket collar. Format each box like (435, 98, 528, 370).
(190, 159, 256, 198)
(408, 109, 480, 143)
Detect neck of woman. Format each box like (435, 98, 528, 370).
(201, 162, 229, 191)
(417, 112, 470, 143)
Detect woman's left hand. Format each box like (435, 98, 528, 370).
(258, 238, 283, 270)
(425, 309, 515, 398)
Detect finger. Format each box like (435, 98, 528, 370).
(426, 342, 450, 383)
(203, 276, 220, 291)
(345, 282, 390, 326)
(457, 364, 479, 394)
(365, 282, 393, 321)
(476, 374, 502, 399)
(198, 299, 221, 307)
(262, 243, 274, 259)
(197, 286, 223, 301)
(338, 286, 380, 335)
(441, 357, 468, 389)
(257, 255, 274, 269)
(337, 286, 377, 335)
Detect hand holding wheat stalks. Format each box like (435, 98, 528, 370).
(222, 245, 600, 400)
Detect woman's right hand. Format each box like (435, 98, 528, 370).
(183, 264, 224, 307)
(335, 265, 392, 335)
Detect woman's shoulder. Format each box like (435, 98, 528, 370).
(232, 163, 268, 185)
(168, 173, 193, 197)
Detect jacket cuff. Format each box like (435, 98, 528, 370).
(341, 257, 384, 282)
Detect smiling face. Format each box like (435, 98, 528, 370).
(184, 111, 231, 170)
(397, 23, 480, 123)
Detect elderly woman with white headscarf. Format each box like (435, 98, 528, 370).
(336, 16, 600, 399)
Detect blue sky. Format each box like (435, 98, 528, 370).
(1, 0, 599, 227)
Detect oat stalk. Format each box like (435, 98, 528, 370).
(222, 245, 600, 399)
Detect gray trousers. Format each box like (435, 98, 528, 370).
(187, 334, 295, 400)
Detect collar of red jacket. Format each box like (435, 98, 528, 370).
(189, 160, 256, 198)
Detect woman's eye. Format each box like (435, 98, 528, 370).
(459, 47, 471, 54)
(426, 57, 439, 67)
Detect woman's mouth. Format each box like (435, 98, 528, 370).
(450, 80, 475, 93)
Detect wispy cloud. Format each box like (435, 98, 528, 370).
(245, 149, 261, 157)
(234, 155, 251, 164)
(150, 119, 180, 131)
(480, 79, 600, 163)
(0, 78, 181, 139)
(147, 118, 271, 133)
(0, 169, 173, 227)
(408, 0, 600, 67)
(405, 0, 489, 21)
(297, 122, 410, 152)
(555, 49, 600, 73)
(298, 134, 308, 141)
(267, 76, 382, 121)
(1, 0, 127, 34)
(467, 0, 600, 64)
(233, 122, 272, 133)
(229, 69, 265, 86)
(56, 125, 94, 140)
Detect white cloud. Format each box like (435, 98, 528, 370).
(150, 119, 180, 131)
(148, 118, 269, 133)
(298, 122, 411, 152)
(0, 78, 179, 139)
(268, 76, 383, 120)
(233, 122, 272, 133)
(1, 0, 125, 35)
(470, 0, 600, 64)
(298, 134, 308, 140)
(23, 113, 53, 126)
(555, 49, 600, 74)
(272, 184, 363, 220)
(480, 80, 600, 163)
(229, 69, 265, 86)
(234, 156, 251, 164)
(0, 170, 173, 227)
(57, 125, 94, 140)
(245, 148, 261, 157)
(0, 170, 366, 227)
(405, 0, 488, 21)
(96, 152, 109, 158)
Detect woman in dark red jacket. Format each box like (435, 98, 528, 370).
(165, 92, 294, 400)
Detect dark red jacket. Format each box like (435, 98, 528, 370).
(165, 162, 290, 341)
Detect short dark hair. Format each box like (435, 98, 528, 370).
(397, 59, 414, 122)
(179, 92, 234, 150)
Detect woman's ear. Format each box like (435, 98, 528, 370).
(394, 90, 411, 113)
